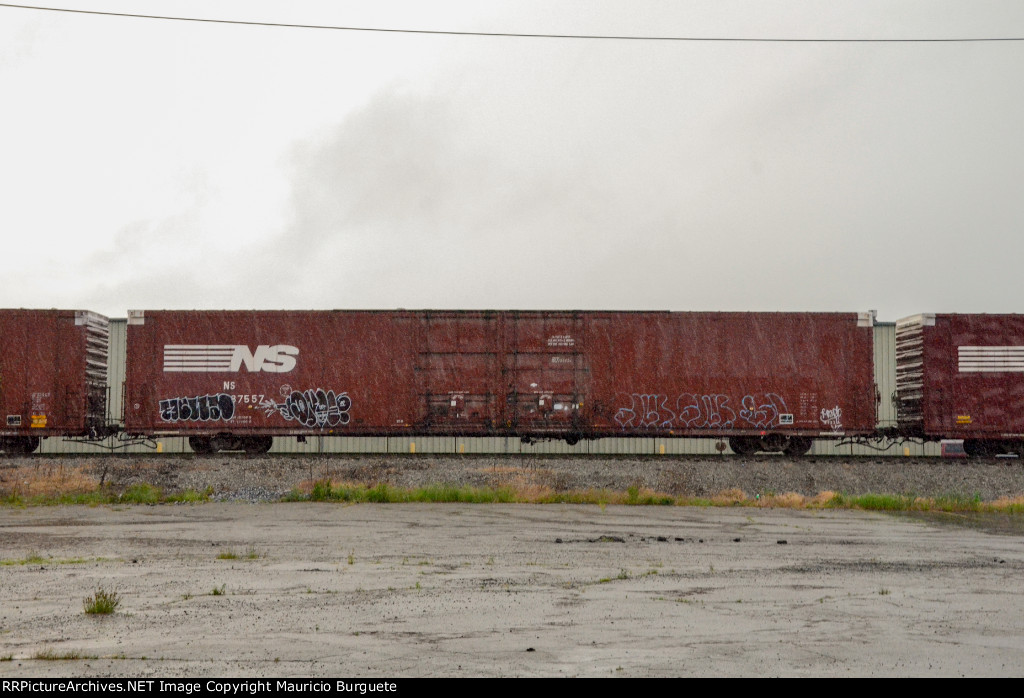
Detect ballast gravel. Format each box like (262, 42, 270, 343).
(13, 453, 1021, 503)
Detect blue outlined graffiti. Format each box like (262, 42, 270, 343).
(262, 388, 352, 429)
(820, 406, 843, 431)
(160, 393, 235, 422)
(739, 393, 787, 428)
(614, 394, 677, 429)
(614, 391, 790, 430)
(677, 394, 736, 428)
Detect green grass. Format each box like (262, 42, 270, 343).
(35, 649, 89, 660)
(295, 480, 519, 504)
(823, 491, 996, 513)
(293, 480, 678, 505)
(166, 487, 215, 504)
(119, 483, 162, 504)
(284, 480, 1024, 513)
(217, 545, 261, 560)
(3, 491, 112, 507)
(6, 474, 1024, 515)
(0, 553, 49, 566)
(932, 493, 983, 512)
(1, 485, 213, 507)
(1, 554, 95, 566)
(83, 587, 120, 615)
(839, 494, 916, 511)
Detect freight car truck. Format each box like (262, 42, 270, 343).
(122, 310, 878, 455)
(0, 309, 111, 453)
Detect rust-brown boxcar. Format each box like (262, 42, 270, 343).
(124, 309, 876, 454)
(0, 309, 109, 453)
(896, 313, 1024, 456)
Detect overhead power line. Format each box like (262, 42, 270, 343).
(3, 2, 1024, 42)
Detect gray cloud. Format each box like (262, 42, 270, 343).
(43, 14, 1022, 322)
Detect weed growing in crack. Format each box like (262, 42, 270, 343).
(83, 587, 120, 615)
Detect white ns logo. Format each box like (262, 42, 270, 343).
(231, 345, 299, 373)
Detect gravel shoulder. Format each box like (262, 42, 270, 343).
(4, 454, 1021, 503)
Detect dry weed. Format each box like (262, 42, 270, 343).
(0, 464, 99, 498)
(762, 492, 806, 508)
(990, 495, 1024, 509)
(711, 488, 748, 505)
(809, 490, 838, 506)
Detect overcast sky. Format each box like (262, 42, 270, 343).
(2, 1, 1023, 321)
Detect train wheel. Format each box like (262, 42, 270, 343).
(729, 437, 759, 456)
(761, 433, 788, 452)
(782, 437, 813, 457)
(243, 436, 274, 454)
(2, 437, 39, 454)
(188, 436, 217, 455)
(963, 439, 994, 458)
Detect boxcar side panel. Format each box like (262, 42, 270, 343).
(922, 314, 1024, 438)
(0, 309, 106, 440)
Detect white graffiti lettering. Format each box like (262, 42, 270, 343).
(677, 394, 736, 428)
(262, 388, 352, 429)
(614, 394, 677, 429)
(739, 393, 787, 428)
(820, 406, 843, 431)
(159, 393, 235, 422)
(614, 391, 789, 430)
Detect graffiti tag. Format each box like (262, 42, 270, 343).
(614, 391, 790, 430)
(160, 393, 235, 422)
(614, 394, 678, 429)
(678, 394, 737, 428)
(739, 393, 788, 428)
(262, 388, 352, 429)
(820, 406, 843, 431)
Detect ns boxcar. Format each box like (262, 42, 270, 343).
(0, 309, 110, 453)
(122, 309, 876, 455)
(896, 313, 1024, 456)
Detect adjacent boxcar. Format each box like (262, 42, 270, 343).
(896, 313, 1024, 456)
(0, 309, 110, 453)
(124, 309, 876, 454)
